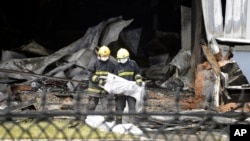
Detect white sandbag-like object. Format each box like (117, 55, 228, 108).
(85, 115, 115, 131)
(85, 115, 105, 128)
(85, 115, 143, 136)
(112, 123, 143, 136)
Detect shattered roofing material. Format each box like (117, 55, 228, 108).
(0, 16, 133, 84)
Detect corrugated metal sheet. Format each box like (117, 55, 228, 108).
(202, 0, 223, 41)
(202, 0, 250, 44)
(247, 0, 250, 39)
(224, 0, 245, 39)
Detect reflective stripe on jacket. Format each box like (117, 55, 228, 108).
(87, 58, 117, 94)
(116, 60, 141, 81)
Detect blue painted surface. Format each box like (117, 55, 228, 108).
(229, 51, 250, 82)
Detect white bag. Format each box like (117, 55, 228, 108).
(102, 73, 146, 112)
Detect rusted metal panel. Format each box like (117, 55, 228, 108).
(182, 44, 222, 109)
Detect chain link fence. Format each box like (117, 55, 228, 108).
(1, 83, 250, 141)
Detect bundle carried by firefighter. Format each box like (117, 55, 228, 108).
(102, 73, 146, 112)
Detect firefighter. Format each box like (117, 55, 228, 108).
(115, 48, 143, 125)
(86, 45, 117, 121)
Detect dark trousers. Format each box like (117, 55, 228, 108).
(115, 95, 136, 124)
(86, 95, 114, 121)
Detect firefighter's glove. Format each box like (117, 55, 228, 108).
(98, 79, 106, 86)
(135, 74, 143, 87)
(91, 75, 100, 83)
(136, 79, 142, 86)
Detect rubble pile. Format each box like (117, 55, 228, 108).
(0, 17, 250, 134)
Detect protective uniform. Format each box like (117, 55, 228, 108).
(87, 45, 117, 121)
(115, 48, 143, 124)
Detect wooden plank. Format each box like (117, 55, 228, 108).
(202, 45, 221, 107)
(201, 45, 220, 76)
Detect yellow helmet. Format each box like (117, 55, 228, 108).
(98, 45, 110, 56)
(117, 48, 130, 59)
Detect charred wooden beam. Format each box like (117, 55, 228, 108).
(191, 0, 205, 88)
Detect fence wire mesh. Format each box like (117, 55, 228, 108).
(0, 83, 249, 141)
